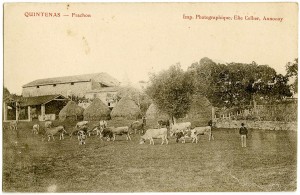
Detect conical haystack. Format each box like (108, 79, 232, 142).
(59, 101, 84, 121)
(186, 95, 212, 125)
(110, 96, 141, 119)
(146, 103, 169, 120)
(83, 98, 111, 121)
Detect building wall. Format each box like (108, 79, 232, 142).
(22, 81, 92, 97)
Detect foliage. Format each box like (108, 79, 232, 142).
(286, 58, 298, 94)
(146, 64, 194, 120)
(188, 58, 293, 107)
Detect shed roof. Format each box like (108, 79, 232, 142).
(19, 95, 67, 107)
(23, 72, 120, 88)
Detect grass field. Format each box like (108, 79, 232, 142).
(2, 120, 297, 192)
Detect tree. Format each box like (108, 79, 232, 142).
(188, 57, 292, 107)
(146, 64, 194, 121)
(286, 58, 298, 94)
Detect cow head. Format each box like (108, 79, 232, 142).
(139, 138, 145, 144)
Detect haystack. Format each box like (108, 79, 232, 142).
(59, 101, 84, 121)
(146, 103, 169, 120)
(110, 96, 141, 119)
(185, 94, 212, 125)
(83, 98, 111, 121)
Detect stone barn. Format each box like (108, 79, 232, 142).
(22, 72, 120, 101)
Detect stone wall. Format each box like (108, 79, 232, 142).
(214, 118, 297, 131)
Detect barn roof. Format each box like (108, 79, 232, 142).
(19, 95, 67, 106)
(22, 72, 120, 88)
(86, 86, 120, 93)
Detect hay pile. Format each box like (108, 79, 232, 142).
(59, 101, 84, 121)
(110, 96, 141, 120)
(185, 94, 212, 125)
(146, 103, 169, 120)
(83, 98, 111, 121)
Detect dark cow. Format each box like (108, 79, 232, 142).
(78, 130, 87, 145)
(174, 130, 192, 143)
(157, 119, 170, 128)
(130, 121, 145, 134)
(100, 127, 114, 141)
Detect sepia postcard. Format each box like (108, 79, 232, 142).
(2, 2, 298, 192)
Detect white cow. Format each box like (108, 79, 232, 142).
(170, 122, 191, 136)
(9, 121, 18, 131)
(43, 126, 67, 141)
(191, 126, 214, 143)
(99, 120, 108, 129)
(32, 124, 40, 134)
(76, 121, 88, 129)
(140, 128, 168, 145)
(110, 126, 131, 141)
(44, 121, 52, 128)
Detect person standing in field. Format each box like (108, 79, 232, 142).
(239, 123, 248, 147)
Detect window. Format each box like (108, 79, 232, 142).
(36, 86, 40, 88)
(53, 84, 56, 87)
(71, 82, 74, 85)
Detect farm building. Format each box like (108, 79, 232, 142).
(145, 103, 169, 120)
(83, 98, 111, 121)
(59, 101, 84, 121)
(3, 95, 68, 121)
(110, 96, 141, 120)
(22, 72, 120, 107)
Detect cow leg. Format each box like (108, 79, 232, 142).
(128, 134, 131, 141)
(113, 134, 116, 141)
(165, 137, 169, 145)
(161, 138, 164, 145)
(52, 135, 55, 141)
(48, 136, 50, 142)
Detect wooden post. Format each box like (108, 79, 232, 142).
(3, 102, 7, 121)
(28, 106, 31, 121)
(41, 104, 45, 121)
(211, 107, 215, 120)
(16, 102, 19, 121)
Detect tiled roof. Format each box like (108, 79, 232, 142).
(19, 95, 67, 107)
(23, 72, 120, 87)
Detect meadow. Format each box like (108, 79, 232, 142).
(2, 120, 297, 192)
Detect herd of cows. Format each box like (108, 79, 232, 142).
(8, 119, 214, 145)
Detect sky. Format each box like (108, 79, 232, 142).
(3, 3, 298, 94)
